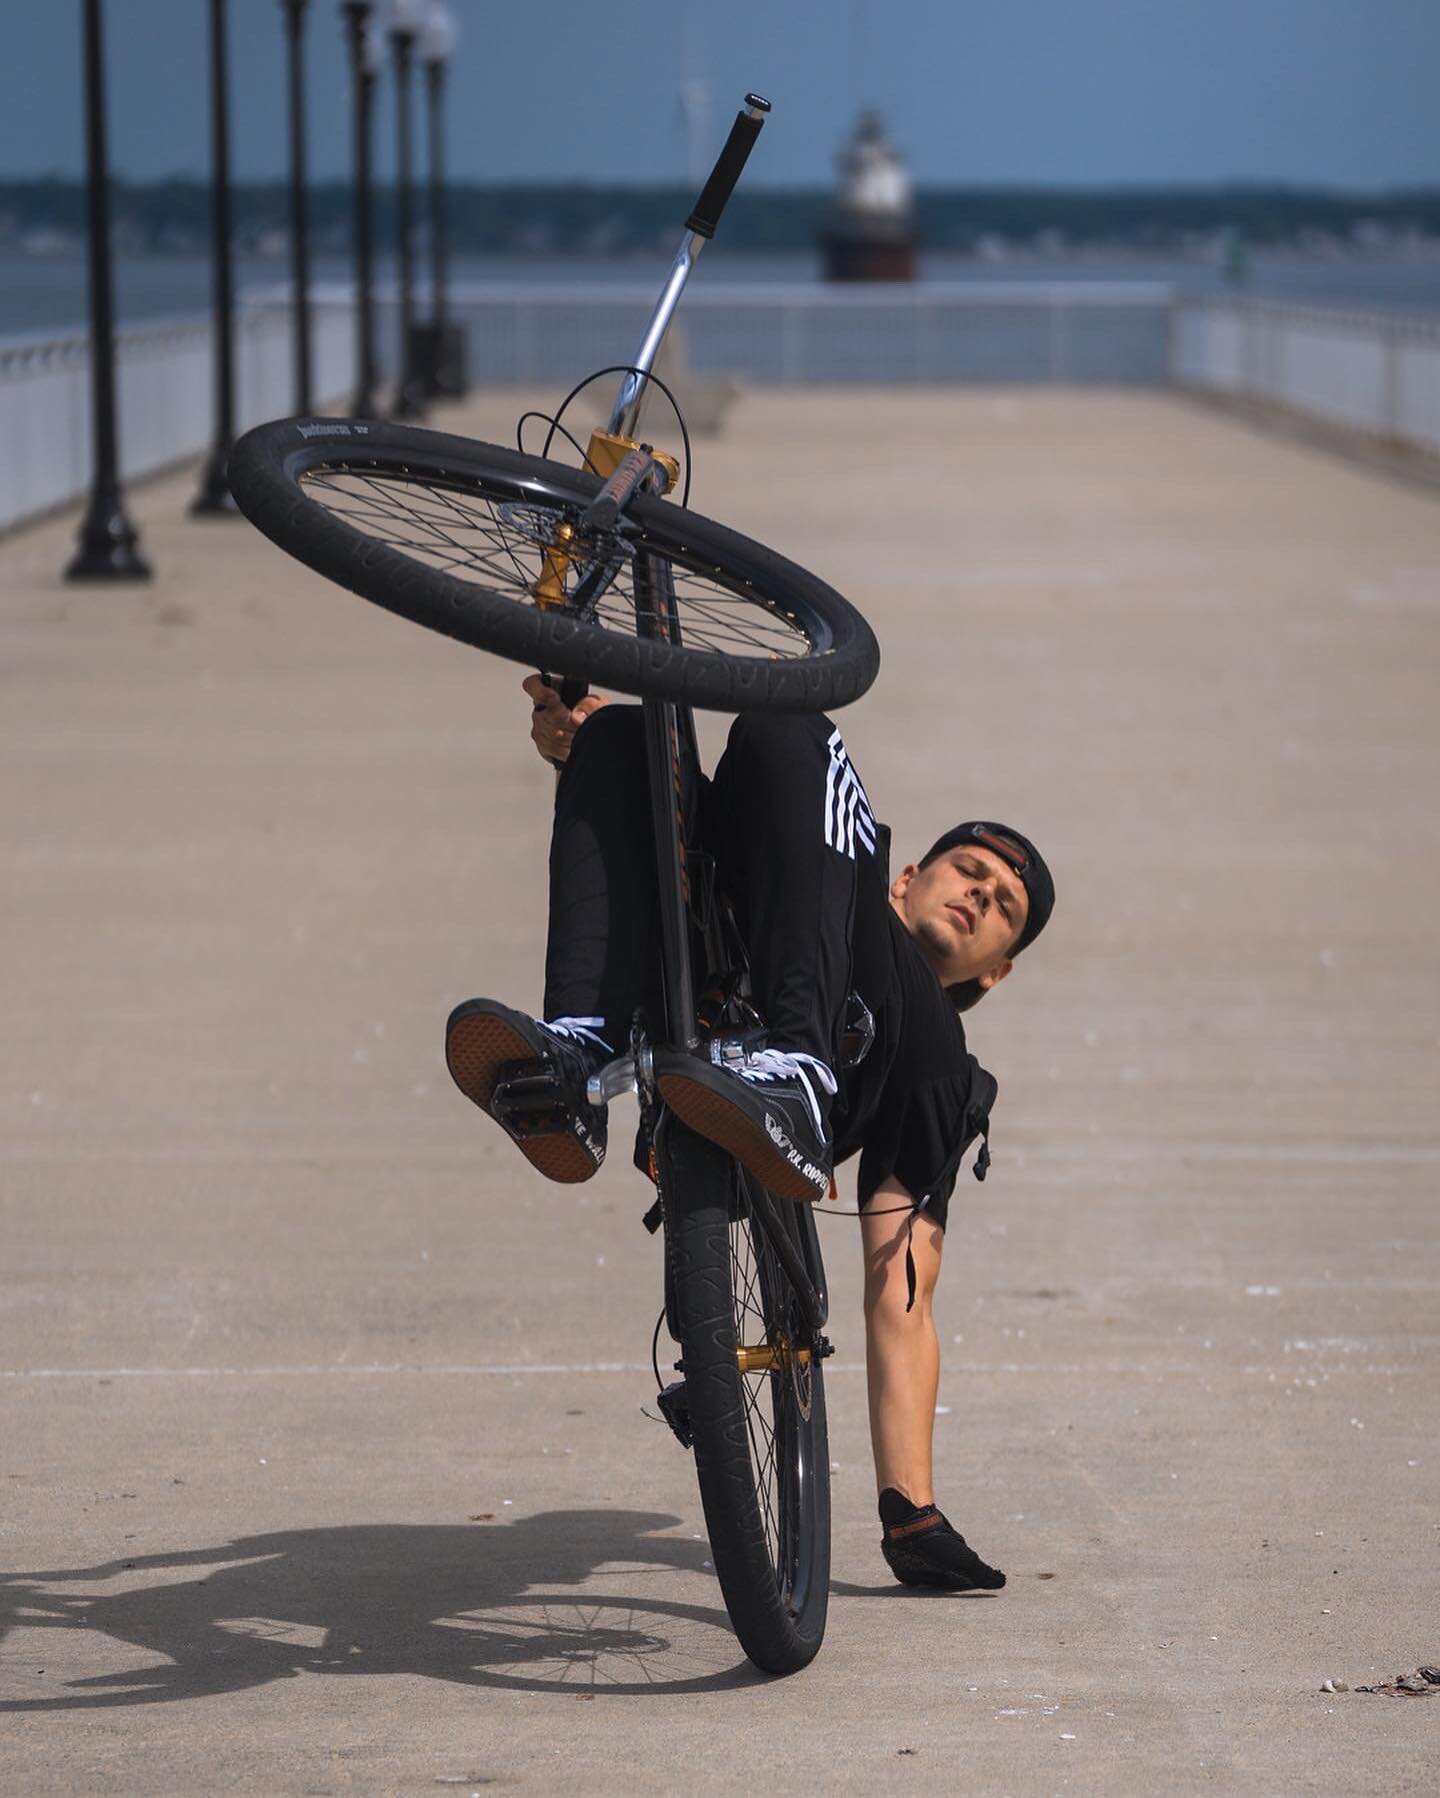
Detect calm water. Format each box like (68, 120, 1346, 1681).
(5, 246, 1440, 337)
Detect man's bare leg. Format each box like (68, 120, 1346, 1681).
(860, 1184, 944, 1505)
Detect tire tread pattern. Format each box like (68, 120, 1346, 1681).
(658, 1118, 830, 1675)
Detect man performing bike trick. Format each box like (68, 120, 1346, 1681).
(225, 86, 1050, 1664)
(444, 675, 1055, 1593)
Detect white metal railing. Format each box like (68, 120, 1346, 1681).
(1172, 297, 1440, 457)
(0, 297, 354, 533)
(0, 281, 1176, 534)
(6, 284, 1440, 535)
(431, 280, 1177, 387)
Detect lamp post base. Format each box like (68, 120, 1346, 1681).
(64, 495, 151, 582)
(190, 447, 239, 516)
(414, 319, 468, 398)
(390, 377, 428, 421)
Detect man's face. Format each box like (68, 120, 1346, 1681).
(890, 844, 1028, 992)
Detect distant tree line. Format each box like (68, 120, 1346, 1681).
(4, 176, 1439, 254)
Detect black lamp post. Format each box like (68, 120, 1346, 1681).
(389, 0, 426, 418)
(420, 1, 456, 396)
(66, 0, 150, 580)
(340, 1, 381, 415)
(192, 0, 238, 515)
(280, 0, 313, 414)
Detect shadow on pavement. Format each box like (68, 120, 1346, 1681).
(1, 1511, 768, 1705)
(829, 1578, 1000, 1600)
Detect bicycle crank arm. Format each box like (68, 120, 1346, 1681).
(586, 1046, 654, 1109)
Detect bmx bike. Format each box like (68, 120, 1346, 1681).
(226, 96, 880, 1675)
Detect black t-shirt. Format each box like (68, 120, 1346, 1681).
(831, 825, 997, 1227)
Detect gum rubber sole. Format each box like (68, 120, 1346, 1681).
(656, 1069, 824, 1205)
(445, 1008, 600, 1185)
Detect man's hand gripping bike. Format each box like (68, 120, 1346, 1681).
(227, 96, 880, 1676)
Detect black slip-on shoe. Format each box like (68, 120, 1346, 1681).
(445, 999, 610, 1184)
(879, 1489, 1006, 1591)
(655, 1041, 835, 1204)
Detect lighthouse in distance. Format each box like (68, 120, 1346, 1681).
(820, 111, 919, 282)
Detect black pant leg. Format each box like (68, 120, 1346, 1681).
(542, 706, 658, 1042)
(709, 713, 866, 1070)
(542, 705, 702, 1047)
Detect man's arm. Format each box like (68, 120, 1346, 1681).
(861, 1178, 944, 1504)
(522, 674, 611, 766)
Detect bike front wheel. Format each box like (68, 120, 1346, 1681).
(658, 1116, 830, 1675)
(226, 418, 879, 714)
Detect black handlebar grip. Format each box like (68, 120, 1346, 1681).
(686, 94, 771, 240)
(538, 672, 589, 710)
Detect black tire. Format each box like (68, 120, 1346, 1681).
(226, 417, 879, 714)
(658, 1117, 830, 1675)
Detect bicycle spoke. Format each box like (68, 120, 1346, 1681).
(296, 464, 820, 662)
(304, 471, 549, 591)
(730, 1203, 802, 1587)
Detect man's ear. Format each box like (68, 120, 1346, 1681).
(976, 957, 1013, 993)
(890, 862, 918, 902)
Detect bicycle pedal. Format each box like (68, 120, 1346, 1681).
(490, 1061, 576, 1137)
(655, 1379, 693, 1450)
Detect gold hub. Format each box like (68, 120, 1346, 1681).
(532, 520, 576, 609)
(736, 1337, 811, 1375)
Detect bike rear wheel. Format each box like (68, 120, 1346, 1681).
(226, 418, 879, 714)
(658, 1116, 830, 1675)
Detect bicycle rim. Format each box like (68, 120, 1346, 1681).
(730, 1177, 828, 1611)
(660, 1117, 830, 1674)
(226, 419, 880, 713)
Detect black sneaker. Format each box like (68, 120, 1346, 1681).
(445, 999, 610, 1184)
(655, 1040, 836, 1204)
(878, 1488, 1006, 1591)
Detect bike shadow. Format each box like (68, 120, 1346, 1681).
(1, 1511, 768, 1707)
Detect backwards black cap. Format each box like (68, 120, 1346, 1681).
(921, 821, 1055, 956)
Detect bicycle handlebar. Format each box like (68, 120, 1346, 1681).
(685, 94, 771, 240)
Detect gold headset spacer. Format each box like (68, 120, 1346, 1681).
(585, 429, 680, 494)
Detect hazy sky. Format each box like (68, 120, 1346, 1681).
(3, 0, 1438, 191)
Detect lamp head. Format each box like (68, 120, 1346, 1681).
(420, 1, 456, 62)
(389, 0, 423, 42)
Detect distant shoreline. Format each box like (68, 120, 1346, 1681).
(6, 245, 1440, 339)
(4, 176, 1440, 262)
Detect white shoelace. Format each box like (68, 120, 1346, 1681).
(733, 1048, 838, 1139)
(542, 1016, 613, 1055)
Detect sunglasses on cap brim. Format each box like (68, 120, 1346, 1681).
(968, 826, 1029, 874)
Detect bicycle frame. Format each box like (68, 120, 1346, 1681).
(560, 95, 831, 1337)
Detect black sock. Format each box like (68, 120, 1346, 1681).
(878, 1487, 1006, 1590)
(879, 1487, 930, 1527)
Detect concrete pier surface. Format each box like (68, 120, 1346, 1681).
(2, 389, 1437, 1793)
